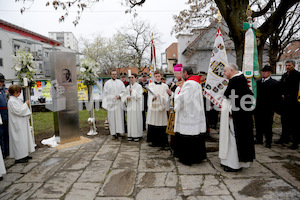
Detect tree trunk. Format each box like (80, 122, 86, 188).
(234, 42, 244, 70)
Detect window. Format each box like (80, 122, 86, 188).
(25, 46, 30, 52)
(39, 63, 43, 69)
(0, 40, 2, 49)
(14, 44, 20, 55)
(0, 58, 3, 67)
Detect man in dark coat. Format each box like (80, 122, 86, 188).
(219, 63, 255, 172)
(254, 65, 279, 148)
(139, 73, 149, 131)
(276, 60, 300, 150)
(0, 73, 9, 158)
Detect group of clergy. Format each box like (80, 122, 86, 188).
(102, 63, 257, 172)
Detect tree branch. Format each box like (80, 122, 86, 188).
(259, 0, 299, 42)
(252, 0, 275, 18)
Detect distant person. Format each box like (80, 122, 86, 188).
(120, 72, 129, 133)
(161, 75, 167, 84)
(139, 72, 149, 131)
(120, 73, 129, 87)
(276, 60, 300, 150)
(0, 73, 9, 158)
(102, 69, 125, 139)
(166, 63, 184, 155)
(219, 63, 255, 172)
(8, 85, 35, 164)
(146, 70, 169, 148)
(122, 73, 143, 141)
(62, 68, 72, 83)
(254, 65, 279, 148)
(138, 77, 143, 84)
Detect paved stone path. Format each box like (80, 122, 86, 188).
(0, 128, 299, 200)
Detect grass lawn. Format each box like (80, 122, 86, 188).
(32, 109, 107, 136)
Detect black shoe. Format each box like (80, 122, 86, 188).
(116, 133, 124, 138)
(224, 166, 241, 172)
(15, 158, 28, 164)
(254, 140, 263, 144)
(149, 143, 158, 147)
(112, 135, 118, 140)
(289, 144, 298, 150)
(275, 140, 289, 144)
(265, 144, 271, 148)
(0, 176, 3, 181)
(26, 156, 33, 159)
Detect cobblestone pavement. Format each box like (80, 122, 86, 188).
(0, 128, 299, 200)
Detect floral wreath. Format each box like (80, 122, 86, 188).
(12, 50, 36, 87)
(80, 58, 99, 86)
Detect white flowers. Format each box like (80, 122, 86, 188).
(12, 50, 36, 72)
(80, 58, 99, 86)
(12, 50, 36, 87)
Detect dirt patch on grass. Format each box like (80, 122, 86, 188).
(35, 120, 109, 148)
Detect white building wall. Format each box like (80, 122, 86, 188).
(48, 32, 78, 52)
(177, 25, 269, 74)
(0, 29, 77, 80)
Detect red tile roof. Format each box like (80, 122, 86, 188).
(166, 43, 178, 60)
(280, 41, 300, 60)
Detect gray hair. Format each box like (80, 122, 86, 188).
(285, 60, 295, 66)
(228, 63, 239, 71)
(182, 66, 193, 75)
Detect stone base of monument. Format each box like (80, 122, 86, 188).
(55, 136, 93, 150)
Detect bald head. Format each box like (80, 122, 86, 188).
(224, 63, 238, 79)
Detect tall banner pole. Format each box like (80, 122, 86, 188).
(204, 11, 229, 109)
(87, 85, 97, 135)
(23, 78, 36, 146)
(242, 5, 260, 102)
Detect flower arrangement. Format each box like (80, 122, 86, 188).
(80, 58, 99, 86)
(12, 50, 36, 87)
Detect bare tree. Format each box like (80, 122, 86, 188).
(81, 33, 133, 74)
(16, 0, 145, 26)
(172, 0, 300, 69)
(268, 3, 300, 72)
(118, 19, 161, 73)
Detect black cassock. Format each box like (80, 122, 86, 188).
(224, 74, 255, 162)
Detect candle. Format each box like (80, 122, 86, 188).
(128, 70, 131, 77)
(23, 78, 28, 87)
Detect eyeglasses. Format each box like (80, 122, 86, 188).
(130, 77, 135, 79)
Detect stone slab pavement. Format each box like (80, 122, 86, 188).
(0, 128, 299, 200)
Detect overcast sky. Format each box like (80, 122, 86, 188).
(0, 0, 189, 66)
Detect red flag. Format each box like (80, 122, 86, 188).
(150, 38, 156, 82)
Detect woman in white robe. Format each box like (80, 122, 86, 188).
(121, 74, 143, 141)
(8, 85, 35, 163)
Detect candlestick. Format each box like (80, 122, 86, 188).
(23, 78, 28, 87)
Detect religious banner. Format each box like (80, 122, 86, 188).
(149, 37, 156, 83)
(204, 28, 229, 109)
(242, 22, 260, 100)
